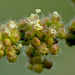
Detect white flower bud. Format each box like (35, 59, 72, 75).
(35, 9, 41, 14)
(53, 11, 59, 18)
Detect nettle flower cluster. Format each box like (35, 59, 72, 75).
(0, 9, 75, 73)
(0, 21, 21, 62)
(19, 9, 67, 73)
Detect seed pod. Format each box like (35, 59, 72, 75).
(33, 64, 43, 73)
(37, 43, 49, 55)
(50, 44, 59, 55)
(43, 59, 53, 69)
(31, 37, 41, 48)
(3, 38, 11, 47)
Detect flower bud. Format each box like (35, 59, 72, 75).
(58, 28, 67, 39)
(31, 37, 41, 48)
(37, 43, 49, 55)
(3, 38, 11, 47)
(33, 64, 43, 73)
(0, 50, 4, 58)
(29, 56, 42, 64)
(45, 38, 54, 46)
(27, 63, 33, 70)
(25, 46, 34, 57)
(0, 32, 2, 40)
(25, 31, 34, 39)
(10, 31, 20, 44)
(46, 28, 58, 38)
(43, 59, 53, 69)
(50, 44, 59, 55)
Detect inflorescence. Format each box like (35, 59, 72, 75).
(0, 9, 75, 73)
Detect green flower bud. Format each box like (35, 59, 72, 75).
(7, 54, 17, 63)
(0, 32, 2, 40)
(8, 21, 18, 30)
(29, 56, 42, 64)
(58, 28, 67, 39)
(50, 44, 59, 55)
(45, 37, 54, 46)
(0, 41, 4, 50)
(46, 28, 58, 38)
(33, 64, 43, 73)
(10, 31, 20, 44)
(31, 37, 41, 48)
(19, 19, 27, 28)
(25, 31, 34, 40)
(25, 46, 34, 57)
(13, 45, 20, 55)
(3, 38, 11, 47)
(51, 11, 61, 22)
(2, 28, 11, 37)
(6, 46, 17, 62)
(0, 50, 4, 58)
(43, 59, 53, 69)
(37, 43, 49, 55)
(27, 63, 33, 70)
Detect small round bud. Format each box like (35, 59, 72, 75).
(58, 28, 67, 39)
(33, 23, 43, 30)
(19, 19, 27, 27)
(8, 21, 17, 30)
(0, 50, 4, 58)
(43, 59, 53, 69)
(25, 31, 34, 39)
(45, 38, 54, 46)
(3, 28, 11, 37)
(3, 38, 11, 47)
(30, 56, 42, 64)
(7, 54, 17, 62)
(35, 9, 41, 14)
(33, 64, 43, 73)
(46, 28, 58, 38)
(0, 32, 2, 40)
(31, 37, 41, 48)
(25, 46, 34, 57)
(50, 44, 59, 55)
(10, 31, 20, 44)
(37, 43, 49, 55)
(27, 63, 33, 70)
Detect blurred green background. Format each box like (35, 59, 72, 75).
(0, 0, 75, 75)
